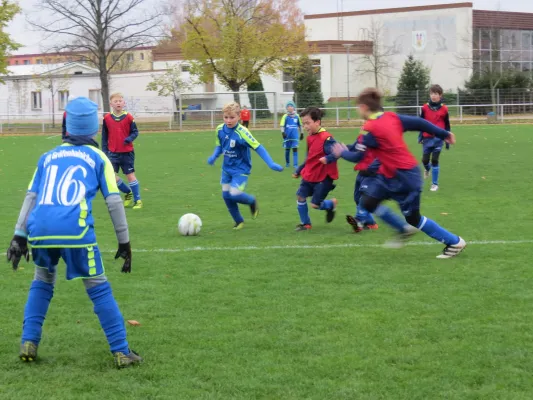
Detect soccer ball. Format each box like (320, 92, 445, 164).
(178, 213, 202, 236)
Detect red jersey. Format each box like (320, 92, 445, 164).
(240, 109, 251, 122)
(354, 144, 377, 172)
(362, 112, 418, 178)
(102, 112, 137, 153)
(420, 103, 449, 138)
(301, 128, 339, 182)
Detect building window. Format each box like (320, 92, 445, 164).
(282, 70, 294, 92)
(31, 91, 42, 110)
(112, 55, 119, 63)
(23, 60, 30, 65)
(58, 90, 69, 110)
(140, 53, 145, 60)
(181, 64, 191, 72)
(89, 89, 101, 109)
(36, 59, 43, 64)
(127, 53, 134, 62)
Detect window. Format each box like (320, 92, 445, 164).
(89, 90, 102, 109)
(23, 60, 30, 65)
(127, 53, 134, 62)
(112, 55, 119, 63)
(140, 53, 145, 60)
(501, 30, 520, 50)
(58, 91, 69, 110)
(36, 59, 43, 64)
(181, 64, 191, 72)
(31, 91, 42, 110)
(282, 70, 294, 92)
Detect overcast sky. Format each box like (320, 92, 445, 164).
(6, 0, 533, 54)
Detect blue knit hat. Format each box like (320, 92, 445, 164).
(286, 100, 296, 109)
(65, 97, 99, 136)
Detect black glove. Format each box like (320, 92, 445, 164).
(445, 143, 450, 150)
(115, 242, 132, 273)
(282, 133, 287, 139)
(300, 133, 304, 141)
(7, 235, 29, 270)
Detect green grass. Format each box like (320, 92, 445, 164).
(1, 125, 533, 399)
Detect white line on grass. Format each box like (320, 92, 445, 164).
(46, 134, 61, 139)
(102, 240, 533, 253)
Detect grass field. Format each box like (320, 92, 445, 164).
(0, 125, 532, 399)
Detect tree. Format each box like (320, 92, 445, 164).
(33, 67, 71, 127)
(396, 55, 430, 115)
(291, 56, 324, 110)
(353, 18, 395, 88)
(146, 64, 192, 121)
(0, 1, 21, 80)
(180, 0, 307, 101)
(28, 0, 164, 112)
(247, 76, 270, 119)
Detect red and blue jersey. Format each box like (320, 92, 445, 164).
(300, 128, 339, 183)
(102, 111, 139, 154)
(419, 102, 450, 140)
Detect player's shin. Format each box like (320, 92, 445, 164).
(21, 271, 55, 346)
(375, 205, 407, 233)
(222, 191, 244, 224)
(416, 216, 459, 245)
(297, 200, 311, 225)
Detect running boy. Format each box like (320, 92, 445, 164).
(102, 93, 142, 209)
(7, 97, 141, 368)
(280, 101, 303, 169)
(293, 107, 338, 231)
(418, 84, 450, 192)
(208, 102, 283, 229)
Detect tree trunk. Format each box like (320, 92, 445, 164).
(51, 92, 55, 127)
(374, 69, 379, 88)
(228, 82, 241, 103)
(100, 69, 110, 113)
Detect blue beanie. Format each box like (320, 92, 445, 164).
(65, 97, 99, 136)
(286, 100, 296, 109)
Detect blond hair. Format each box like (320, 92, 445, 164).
(222, 101, 241, 115)
(109, 92, 124, 101)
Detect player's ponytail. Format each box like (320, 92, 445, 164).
(357, 88, 383, 112)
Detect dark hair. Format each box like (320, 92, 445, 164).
(430, 84, 443, 95)
(357, 88, 383, 112)
(299, 107, 323, 122)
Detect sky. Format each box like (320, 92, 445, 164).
(6, 0, 533, 55)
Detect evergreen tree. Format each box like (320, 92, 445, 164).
(247, 77, 271, 119)
(396, 55, 430, 115)
(292, 56, 325, 111)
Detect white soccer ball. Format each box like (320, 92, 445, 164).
(178, 213, 202, 236)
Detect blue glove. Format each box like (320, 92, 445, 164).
(208, 146, 222, 165)
(270, 163, 283, 172)
(256, 145, 283, 172)
(124, 138, 132, 144)
(207, 155, 217, 165)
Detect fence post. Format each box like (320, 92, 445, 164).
(168, 112, 172, 130)
(336, 107, 340, 127)
(497, 89, 500, 107)
(460, 105, 463, 123)
(211, 110, 215, 128)
(253, 109, 256, 128)
(273, 92, 278, 129)
(42, 120, 45, 133)
(500, 104, 504, 122)
(178, 94, 183, 131)
(416, 90, 419, 107)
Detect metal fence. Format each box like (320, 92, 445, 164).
(1, 89, 533, 134)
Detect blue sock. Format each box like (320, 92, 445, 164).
(293, 150, 298, 168)
(87, 281, 129, 354)
(117, 179, 131, 194)
(319, 199, 334, 211)
(418, 216, 459, 245)
(129, 180, 141, 201)
(375, 205, 406, 233)
(285, 149, 290, 165)
(21, 280, 54, 345)
(223, 191, 244, 224)
(432, 166, 440, 185)
(356, 205, 376, 225)
(297, 201, 311, 225)
(424, 163, 431, 172)
(230, 191, 255, 205)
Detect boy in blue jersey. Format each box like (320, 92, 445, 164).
(208, 102, 283, 229)
(6, 97, 142, 368)
(280, 101, 303, 169)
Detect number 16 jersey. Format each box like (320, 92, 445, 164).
(26, 143, 119, 248)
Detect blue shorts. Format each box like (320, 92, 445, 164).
(221, 170, 249, 191)
(297, 177, 335, 206)
(422, 137, 444, 155)
(283, 137, 299, 149)
(354, 173, 366, 205)
(32, 246, 104, 280)
(108, 151, 135, 174)
(360, 167, 422, 216)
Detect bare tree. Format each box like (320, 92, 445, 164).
(33, 66, 72, 127)
(353, 19, 395, 89)
(28, 0, 164, 112)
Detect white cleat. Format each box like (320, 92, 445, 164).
(424, 170, 430, 179)
(430, 184, 439, 192)
(383, 225, 419, 249)
(436, 237, 466, 259)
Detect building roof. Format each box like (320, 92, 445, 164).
(304, 2, 473, 20)
(3, 62, 100, 77)
(473, 9, 533, 30)
(8, 47, 155, 60)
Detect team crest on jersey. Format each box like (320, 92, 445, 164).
(412, 31, 427, 51)
(230, 139, 236, 148)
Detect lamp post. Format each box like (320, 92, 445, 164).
(342, 43, 354, 120)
